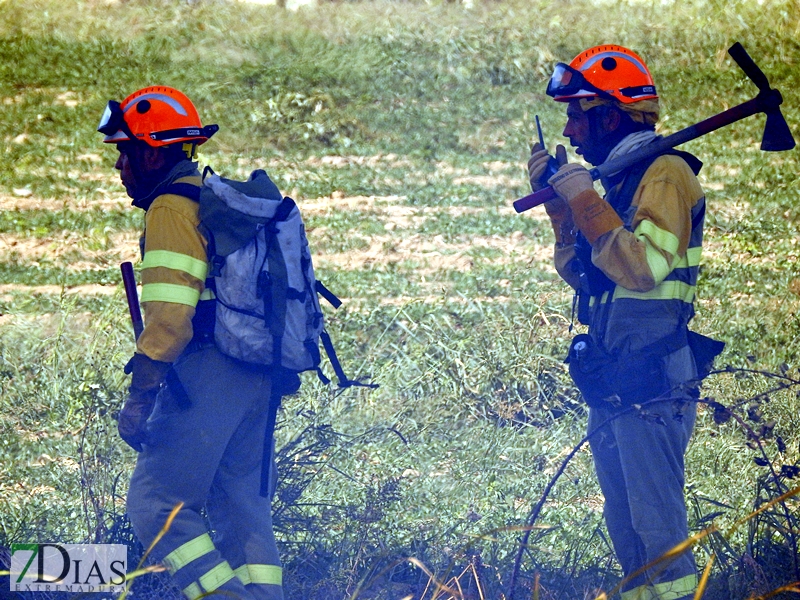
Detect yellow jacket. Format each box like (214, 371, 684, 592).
(551, 153, 705, 354)
(137, 173, 209, 363)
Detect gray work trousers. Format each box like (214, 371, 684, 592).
(588, 394, 697, 600)
(127, 344, 283, 600)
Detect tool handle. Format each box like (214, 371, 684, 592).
(121, 261, 144, 341)
(513, 186, 559, 213)
(728, 42, 771, 91)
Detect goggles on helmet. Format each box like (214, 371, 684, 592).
(546, 63, 615, 101)
(97, 100, 131, 138)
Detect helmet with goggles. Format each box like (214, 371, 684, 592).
(546, 45, 658, 105)
(98, 86, 218, 147)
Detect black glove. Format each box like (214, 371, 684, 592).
(119, 354, 171, 452)
(118, 387, 159, 452)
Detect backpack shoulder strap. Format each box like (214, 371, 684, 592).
(162, 182, 224, 275)
(607, 149, 702, 218)
(163, 182, 202, 203)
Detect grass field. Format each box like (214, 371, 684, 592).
(1, 0, 799, 598)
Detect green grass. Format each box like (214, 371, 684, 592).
(0, 208, 140, 235)
(2, 0, 800, 598)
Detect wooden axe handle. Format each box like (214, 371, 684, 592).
(513, 96, 765, 213)
(121, 261, 144, 341)
(728, 42, 771, 91)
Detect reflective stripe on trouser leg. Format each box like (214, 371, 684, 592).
(163, 533, 214, 573)
(621, 585, 657, 600)
(233, 564, 283, 600)
(182, 561, 236, 600)
(156, 532, 249, 600)
(652, 573, 697, 600)
(234, 564, 283, 586)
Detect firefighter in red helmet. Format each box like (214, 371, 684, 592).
(530, 46, 707, 600)
(100, 86, 288, 600)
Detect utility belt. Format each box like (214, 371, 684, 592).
(566, 328, 724, 409)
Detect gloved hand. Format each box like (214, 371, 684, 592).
(528, 143, 555, 192)
(119, 353, 171, 452)
(547, 162, 595, 203)
(534, 145, 575, 245)
(547, 151, 623, 245)
(124, 353, 172, 390)
(118, 387, 159, 452)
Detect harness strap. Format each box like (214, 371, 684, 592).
(320, 330, 378, 390)
(630, 327, 689, 361)
(260, 382, 282, 498)
(315, 281, 342, 308)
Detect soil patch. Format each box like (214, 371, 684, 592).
(316, 231, 555, 274)
(0, 284, 120, 298)
(0, 192, 130, 212)
(1, 231, 140, 266)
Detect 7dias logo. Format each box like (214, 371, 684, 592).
(10, 544, 127, 593)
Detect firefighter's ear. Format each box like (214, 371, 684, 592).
(141, 145, 168, 172)
(603, 106, 623, 132)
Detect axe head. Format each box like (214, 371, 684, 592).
(761, 108, 796, 151)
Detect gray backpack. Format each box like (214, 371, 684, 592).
(169, 169, 369, 386)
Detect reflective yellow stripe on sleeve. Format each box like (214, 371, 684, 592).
(142, 249, 208, 280)
(652, 574, 698, 600)
(644, 240, 674, 283)
(635, 220, 681, 284)
(686, 246, 702, 266)
(635, 219, 680, 256)
(660, 245, 702, 271)
(141, 283, 201, 306)
(163, 533, 214, 574)
(613, 280, 695, 303)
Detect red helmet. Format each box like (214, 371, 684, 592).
(547, 45, 658, 104)
(98, 86, 218, 147)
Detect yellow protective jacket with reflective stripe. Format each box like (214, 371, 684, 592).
(136, 174, 209, 363)
(554, 153, 705, 355)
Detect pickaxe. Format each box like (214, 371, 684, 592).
(513, 42, 796, 213)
